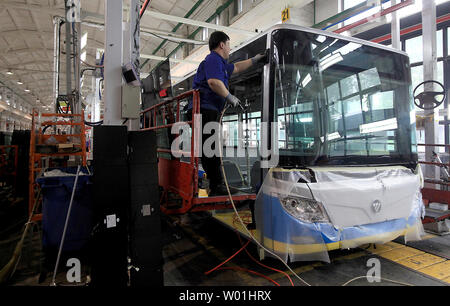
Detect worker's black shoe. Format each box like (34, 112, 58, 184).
(209, 184, 237, 196)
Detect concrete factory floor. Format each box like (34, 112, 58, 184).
(161, 212, 450, 286)
(1, 207, 449, 286)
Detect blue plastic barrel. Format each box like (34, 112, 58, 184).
(37, 167, 93, 252)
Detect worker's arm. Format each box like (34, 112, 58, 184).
(233, 59, 252, 74)
(207, 78, 229, 98)
(232, 52, 267, 75)
(207, 78, 241, 107)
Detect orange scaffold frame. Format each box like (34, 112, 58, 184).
(28, 110, 87, 222)
(140, 90, 256, 214)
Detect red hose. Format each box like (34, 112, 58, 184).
(204, 240, 250, 275)
(236, 232, 294, 286)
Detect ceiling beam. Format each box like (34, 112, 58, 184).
(140, 53, 201, 64)
(143, 10, 256, 36)
(0, 2, 65, 17)
(1, 47, 54, 55)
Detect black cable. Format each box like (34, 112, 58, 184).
(80, 68, 95, 79)
(122, 118, 129, 125)
(57, 19, 65, 100)
(42, 125, 52, 134)
(84, 120, 103, 127)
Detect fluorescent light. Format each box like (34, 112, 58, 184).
(302, 74, 312, 87)
(299, 117, 313, 123)
(337, 42, 361, 56)
(320, 53, 343, 72)
(327, 132, 341, 141)
(24, 88, 30, 92)
(81, 32, 88, 50)
(17, 81, 23, 85)
(410, 110, 416, 125)
(316, 35, 326, 43)
(360, 118, 398, 134)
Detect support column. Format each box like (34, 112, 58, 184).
(0, 113, 6, 132)
(422, 0, 439, 187)
(104, 0, 123, 126)
(390, 0, 400, 49)
(124, 0, 140, 131)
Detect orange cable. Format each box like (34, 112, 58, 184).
(204, 240, 250, 275)
(236, 232, 295, 286)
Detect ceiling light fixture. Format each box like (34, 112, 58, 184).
(17, 80, 23, 85)
(6, 70, 13, 75)
(24, 88, 30, 92)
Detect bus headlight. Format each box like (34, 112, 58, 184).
(279, 196, 330, 223)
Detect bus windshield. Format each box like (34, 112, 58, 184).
(271, 29, 418, 167)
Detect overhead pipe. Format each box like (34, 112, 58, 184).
(372, 13, 450, 44)
(334, 0, 414, 34)
(314, 0, 391, 30)
(143, 0, 235, 73)
(140, 0, 206, 69)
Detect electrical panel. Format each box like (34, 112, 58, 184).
(121, 84, 141, 119)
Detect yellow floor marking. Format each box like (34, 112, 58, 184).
(384, 241, 406, 249)
(442, 276, 450, 284)
(396, 253, 446, 270)
(421, 234, 437, 240)
(417, 261, 450, 280)
(365, 243, 402, 255)
(378, 246, 425, 262)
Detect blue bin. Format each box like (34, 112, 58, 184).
(37, 167, 93, 252)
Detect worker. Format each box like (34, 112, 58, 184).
(187, 31, 267, 196)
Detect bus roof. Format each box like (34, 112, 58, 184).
(172, 23, 408, 87)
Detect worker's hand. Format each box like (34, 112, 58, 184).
(225, 93, 242, 108)
(251, 51, 268, 65)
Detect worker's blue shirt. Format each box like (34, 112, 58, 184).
(189, 51, 234, 113)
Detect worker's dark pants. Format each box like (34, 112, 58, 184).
(187, 108, 222, 191)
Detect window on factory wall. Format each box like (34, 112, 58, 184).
(404, 27, 448, 153)
(405, 29, 445, 111)
(447, 27, 450, 55)
(343, 0, 365, 9)
(405, 30, 444, 63)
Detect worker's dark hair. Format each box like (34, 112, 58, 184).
(209, 31, 230, 51)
